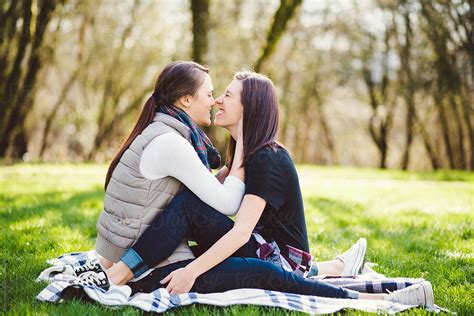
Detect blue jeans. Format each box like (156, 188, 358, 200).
(122, 189, 357, 299)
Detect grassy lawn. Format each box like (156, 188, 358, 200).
(1, 164, 473, 315)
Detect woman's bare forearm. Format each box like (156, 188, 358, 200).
(186, 228, 248, 278)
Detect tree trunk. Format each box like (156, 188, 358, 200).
(89, 85, 151, 160)
(460, 88, 474, 170)
(401, 101, 415, 170)
(254, 0, 302, 72)
(39, 67, 82, 157)
(190, 0, 209, 64)
(279, 63, 294, 144)
(295, 90, 311, 163)
(0, 0, 59, 159)
(188, 0, 227, 158)
(449, 94, 466, 169)
(300, 112, 312, 163)
(0, 0, 32, 141)
(362, 43, 393, 169)
(311, 79, 337, 165)
(413, 109, 440, 170)
(399, 9, 415, 170)
(421, 1, 463, 169)
(8, 127, 28, 161)
(434, 93, 455, 169)
(0, 0, 21, 92)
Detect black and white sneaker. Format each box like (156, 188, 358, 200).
(73, 260, 104, 276)
(41, 260, 105, 279)
(77, 271, 111, 290)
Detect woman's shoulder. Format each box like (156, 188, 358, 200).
(143, 132, 194, 162)
(251, 144, 290, 157)
(247, 144, 293, 167)
(147, 132, 190, 149)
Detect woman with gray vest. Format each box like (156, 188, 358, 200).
(72, 68, 434, 307)
(95, 61, 246, 271)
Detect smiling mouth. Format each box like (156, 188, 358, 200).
(215, 110, 224, 116)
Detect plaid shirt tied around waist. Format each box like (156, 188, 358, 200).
(252, 233, 313, 277)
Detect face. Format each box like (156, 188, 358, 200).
(185, 73, 215, 126)
(214, 79, 243, 129)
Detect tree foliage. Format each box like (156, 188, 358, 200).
(0, 0, 472, 171)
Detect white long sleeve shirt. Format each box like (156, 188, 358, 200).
(139, 132, 244, 216)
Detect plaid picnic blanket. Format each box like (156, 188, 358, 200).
(36, 250, 445, 314)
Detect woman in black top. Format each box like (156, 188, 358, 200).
(76, 71, 434, 306)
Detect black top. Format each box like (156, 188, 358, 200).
(245, 146, 309, 252)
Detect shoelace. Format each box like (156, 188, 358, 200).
(79, 273, 106, 287)
(74, 261, 99, 275)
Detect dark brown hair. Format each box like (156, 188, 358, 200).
(226, 71, 280, 169)
(104, 61, 209, 190)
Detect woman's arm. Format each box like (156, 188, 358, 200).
(160, 194, 266, 294)
(140, 133, 244, 216)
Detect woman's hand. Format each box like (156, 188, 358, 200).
(160, 267, 197, 295)
(215, 166, 230, 183)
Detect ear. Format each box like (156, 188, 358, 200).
(177, 95, 192, 108)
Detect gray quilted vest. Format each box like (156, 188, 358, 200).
(95, 113, 195, 266)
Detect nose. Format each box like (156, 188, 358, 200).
(215, 95, 223, 104)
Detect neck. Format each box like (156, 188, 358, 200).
(227, 125, 238, 141)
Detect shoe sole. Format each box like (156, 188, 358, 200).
(421, 281, 434, 307)
(349, 238, 367, 276)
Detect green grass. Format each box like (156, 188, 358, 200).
(1, 163, 473, 315)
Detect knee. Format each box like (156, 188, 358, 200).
(245, 259, 298, 289)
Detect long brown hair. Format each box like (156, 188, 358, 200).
(226, 71, 281, 169)
(104, 61, 209, 190)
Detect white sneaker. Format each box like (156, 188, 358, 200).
(335, 238, 367, 276)
(386, 281, 434, 307)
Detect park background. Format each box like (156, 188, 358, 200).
(1, 0, 473, 315)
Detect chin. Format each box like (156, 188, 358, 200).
(214, 119, 227, 128)
(198, 119, 211, 127)
(202, 116, 212, 126)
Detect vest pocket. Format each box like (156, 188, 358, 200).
(97, 209, 140, 249)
